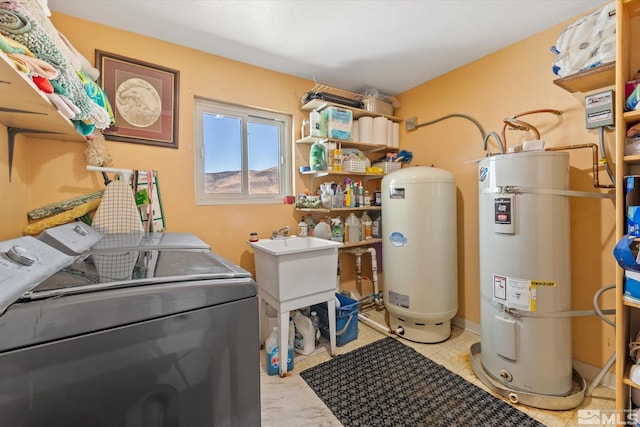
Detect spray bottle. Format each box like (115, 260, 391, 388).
(330, 217, 344, 242)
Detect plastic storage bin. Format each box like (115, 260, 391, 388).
(373, 161, 401, 174)
(312, 293, 359, 346)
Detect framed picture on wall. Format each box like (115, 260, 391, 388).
(96, 50, 180, 148)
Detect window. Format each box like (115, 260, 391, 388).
(194, 98, 292, 205)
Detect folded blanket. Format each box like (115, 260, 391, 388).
(0, 33, 28, 53)
(58, 30, 99, 81)
(78, 69, 115, 126)
(0, 8, 31, 34)
(8, 52, 58, 78)
(0, 3, 97, 121)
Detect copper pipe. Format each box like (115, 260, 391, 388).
(502, 118, 541, 143)
(545, 143, 615, 189)
(501, 109, 563, 152)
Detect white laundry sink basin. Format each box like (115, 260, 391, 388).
(249, 237, 343, 302)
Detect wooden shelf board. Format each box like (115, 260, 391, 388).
(296, 206, 381, 213)
(624, 0, 640, 18)
(340, 238, 382, 249)
(623, 154, 640, 165)
(300, 99, 401, 122)
(552, 62, 615, 93)
(624, 110, 640, 125)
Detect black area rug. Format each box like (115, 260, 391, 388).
(300, 337, 544, 427)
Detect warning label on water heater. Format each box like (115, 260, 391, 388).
(493, 274, 536, 312)
(389, 187, 405, 199)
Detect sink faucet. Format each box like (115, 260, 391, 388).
(272, 226, 290, 239)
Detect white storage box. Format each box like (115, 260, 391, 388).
(362, 96, 394, 116)
(373, 161, 401, 174)
(343, 159, 366, 173)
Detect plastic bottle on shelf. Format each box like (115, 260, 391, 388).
(346, 212, 361, 243)
(326, 142, 335, 171)
(333, 184, 343, 208)
(357, 182, 365, 207)
(372, 212, 381, 238)
(288, 316, 295, 371)
(265, 326, 280, 376)
(333, 146, 343, 172)
(350, 180, 357, 207)
(344, 178, 352, 207)
(309, 141, 327, 171)
(305, 214, 317, 237)
(361, 211, 372, 240)
(297, 216, 308, 237)
(313, 218, 332, 239)
(309, 311, 321, 347)
(293, 311, 315, 355)
(330, 217, 344, 242)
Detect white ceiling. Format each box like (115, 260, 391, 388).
(47, 0, 607, 96)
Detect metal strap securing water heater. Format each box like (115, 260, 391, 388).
(481, 293, 615, 319)
(480, 186, 614, 200)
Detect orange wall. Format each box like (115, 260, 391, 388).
(2, 12, 314, 278)
(395, 19, 616, 368)
(0, 11, 615, 368)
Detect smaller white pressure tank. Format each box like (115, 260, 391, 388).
(381, 166, 458, 343)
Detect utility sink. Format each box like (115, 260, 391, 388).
(248, 237, 343, 302)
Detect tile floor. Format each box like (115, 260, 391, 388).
(260, 308, 615, 427)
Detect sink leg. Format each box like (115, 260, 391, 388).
(278, 310, 289, 377)
(327, 297, 336, 357)
(259, 296, 266, 346)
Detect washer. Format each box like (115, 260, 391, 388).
(0, 223, 260, 426)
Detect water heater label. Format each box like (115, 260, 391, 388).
(493, 274, 536, 312)
(389, 187, 405, 199)
(389, 290, 409, 309)
(388, 232, 408, 247)
(494, 195, 515, 234)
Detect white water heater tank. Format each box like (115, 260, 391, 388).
(382, 166, 458, 343)
(478, 151, 572, 396)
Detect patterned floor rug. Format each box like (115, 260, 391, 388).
(300, 337, 544, 427)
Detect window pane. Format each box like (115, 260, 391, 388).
(203, 113, 242, 194)
(248, 121, 280, 194)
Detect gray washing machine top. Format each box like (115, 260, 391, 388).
(0, 223, 256, 352)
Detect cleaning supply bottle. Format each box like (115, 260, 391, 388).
(288, 316, 295, 371)
(333, 145, 343, 172)
(298, 215, 308, 237)
(309, 311, 321, 347)
(313, 218, 332, 239)
(293, 311, 315, 355)
(361, 211, 372, 240)
(372, 212, 381, 238)
(351, 180, 357, 207)
(357, 181, 364, 207)
(333, 183, 342, 208)
(346, 212, 361, 243)
(330, 217, 344, 242)
(265, 326, 280, 376)
(305, 213, 317, 237)
(309, 141, 327, 171)
(344, 178, 351, 207)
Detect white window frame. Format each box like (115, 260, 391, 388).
(194, 97, 292, 205)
